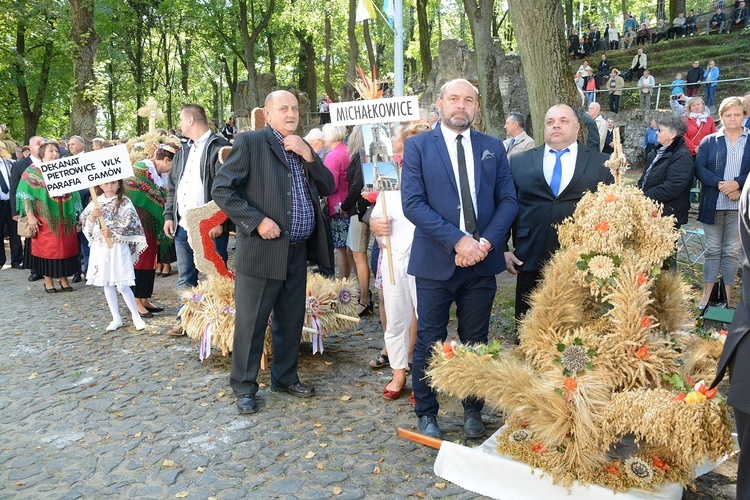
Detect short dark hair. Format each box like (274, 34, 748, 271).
(181, 104, 208, 126)
(507, 112, 526, 130)
(657, 114, 687, 137)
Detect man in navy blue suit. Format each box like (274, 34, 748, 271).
(401, 79, 518, 439)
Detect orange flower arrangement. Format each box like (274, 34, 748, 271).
(563, 377, 578, 391)
(595, 221, 610, 233)
(636, 272, 647, 285)
(651, 455, 669, 471)
(442, 343, 455, 359)
(605, 193, 618, 203)
(640, 316, 651, 328)
(605, 463, 620, 475)
(635, 346, 650, 360)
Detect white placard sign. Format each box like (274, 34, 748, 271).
(40, 144, 134, 197)
(330, 96, 421, 126)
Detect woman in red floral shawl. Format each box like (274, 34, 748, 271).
(16, 141, 81, 293)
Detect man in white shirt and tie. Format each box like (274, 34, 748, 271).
(0, 141, 23, 269)
(502, 104, 613, 324)
(502, 112, 535, 158)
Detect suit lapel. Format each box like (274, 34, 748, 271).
(433, 125, 458, 194)
(534, 147, 552, 196)
(563, 143, 587, 196)
(264, 126, 290, 168)
(470, 129, 483, 197)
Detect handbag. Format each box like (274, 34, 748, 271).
(708, 276, 727, 307)
(16, 216, 36, 238)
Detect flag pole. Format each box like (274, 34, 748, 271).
(393, 0, 404, 97)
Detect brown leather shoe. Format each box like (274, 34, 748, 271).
(166, 321, 184, 336)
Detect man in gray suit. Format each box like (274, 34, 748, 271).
(212, 90, 335, 415)
(502, 104, 613, 323)
(502, 112, 535, 158)
(712, 178, 750, 500)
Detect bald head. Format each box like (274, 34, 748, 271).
(264, 90, 300, 136)
(587, 101, 601, 118)
(544, 104, 580, 150)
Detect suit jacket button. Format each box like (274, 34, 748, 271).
(287, 211, 291, 215)
(288, 173, 292, 178)
(287, 192, 291, 196)
(284, 231, 289, 235)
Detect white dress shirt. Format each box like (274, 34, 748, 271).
(440, 126, 477, 234)
(0, 158, 12, 201)
(176, 130, 211, 228)
(543, 141, 579, 194)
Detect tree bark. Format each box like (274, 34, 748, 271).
(107, 60, 116, 139)
(323, 11, 339, 102)
(507, 0, 580, 143)
(669, 0, 685, 21)
(463, 0, 505, 137)
(362, 20, 376, 74)
(344, 0, 359, 100)
(416, 0, 432, 83)
(239, 0, 275, 109)
(13, 18, 55, 142)
(69, 0, 100, 143)
(294, 31, 317, 106)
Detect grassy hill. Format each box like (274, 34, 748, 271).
(573, 33, 750, 100)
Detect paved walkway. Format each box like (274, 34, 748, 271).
(0, 252, 738, 499)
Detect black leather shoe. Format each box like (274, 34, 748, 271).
(145, 306, 164, 313)
(236, 394, 258, 414)
(464, 409, 486, 438)
(417, 415, 442, 439)
(11, 264, 24, 269)
(271, 381, 316, 398)
(138, 311, 154, 318)
(28, 272, 42, 282)
(71, 273, 82, 283)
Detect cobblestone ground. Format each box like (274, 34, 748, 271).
(0, 236, 738, 499)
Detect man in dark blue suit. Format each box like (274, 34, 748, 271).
(401, 79, 518, 439)
(711, 170, 750, 500)
(503, 104, 613, 323)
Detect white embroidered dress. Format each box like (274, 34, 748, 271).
(81, 194, 147, 287)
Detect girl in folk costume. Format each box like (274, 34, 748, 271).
(81, 180, 148, 331)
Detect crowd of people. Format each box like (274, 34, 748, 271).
(2, 69, 750, 495)
(568, 4, 748, 61)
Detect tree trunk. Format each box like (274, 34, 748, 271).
(323, 12, 339, 102)
(107, 60, 116, 139)
(344, 0, 359, 100)
(416, 0, 432, 83)
(669, 0, 684, 21)
(295, 31, 317, 106)
(363, 20, 376, 74)
(177, 35, 191, 96)
(239, 0, 275, 109)
(13, 19, 54, 142)
(507, 0, 580, 143)
(69, 0, 100, 142)
(565, 0, 573, 30)
(268, 34, 276, 75)
(463, 0, 505, 137)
